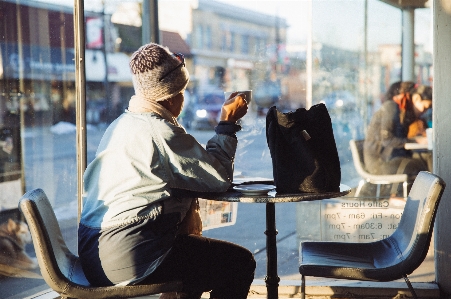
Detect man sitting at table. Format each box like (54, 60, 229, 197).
(363, 83, 432, 187)
(77, 43, 255, 299)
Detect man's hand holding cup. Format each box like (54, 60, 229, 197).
(220, 92, 249, 123)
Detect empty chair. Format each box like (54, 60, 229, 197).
(18, 188, 182, 299)
(350, 139, 408, 198)
(299, 171, 445, 299)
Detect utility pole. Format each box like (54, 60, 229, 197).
(363, 0, 369, 132)
(74, 0, 87, 223)
(142, 0, 160, 44)
(275, 10, 280, 73)
(101, 0, 110, 122)
(401, 7, 415, 82)
(306, 0, 312, 109)
(16, 2, 26, 195)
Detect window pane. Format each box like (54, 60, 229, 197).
(160, 0, 433, 284)
(0, 0, 77, 297)
(184, 0, 303, 280)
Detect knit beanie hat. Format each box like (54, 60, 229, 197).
(129, 43, 189, 102)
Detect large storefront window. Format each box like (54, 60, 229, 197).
(0, 1, 78, 297)
(0, 0, 433, 297)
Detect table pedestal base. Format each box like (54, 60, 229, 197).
(265, 203, 280, 299)
(196, 184, 351, 299)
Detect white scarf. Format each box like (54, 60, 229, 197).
(128, 95, 181, 127)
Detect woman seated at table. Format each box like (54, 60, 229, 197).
(382, 81, 432, 141)
(363, 83, 433, 183)
(78, 43, 255, 299)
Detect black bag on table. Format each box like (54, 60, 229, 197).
(266, 104, 341, 193)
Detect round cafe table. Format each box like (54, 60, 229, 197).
(195, 184, 351, 299)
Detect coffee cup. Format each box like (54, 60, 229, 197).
(224, 90, 252, 104)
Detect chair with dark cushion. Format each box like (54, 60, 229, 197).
(299, 171, 445, 299)
(18, 188, 182, 299)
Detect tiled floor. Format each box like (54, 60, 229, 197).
(27, 278, 441, 299)
(18, 237, 436, 299)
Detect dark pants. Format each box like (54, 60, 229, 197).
(364, 153, 431, 196)
(366, 154, 431, 178)
(139, 234, 256, 299)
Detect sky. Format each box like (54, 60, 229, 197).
(215, 0, 432, 52)
(35, 0, 432, 53)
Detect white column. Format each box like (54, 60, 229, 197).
(434, 0, 451, 294)
(401, 8, 415, 81)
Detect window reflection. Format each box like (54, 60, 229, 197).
(0, 1, 78, 297)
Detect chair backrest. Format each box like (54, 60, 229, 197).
(383, 171, 445, 277)
(18, 188, 91, 292)
(349, 139, 367, 177)
(19, 188, 182, 298)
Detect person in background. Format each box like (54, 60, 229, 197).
(383, 81, 416, 103)
(382, 81, 430, 136)
(78, 43, 255, 299)
(364, 83, 433, 186)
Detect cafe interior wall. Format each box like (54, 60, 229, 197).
(432, 0, 451, 295)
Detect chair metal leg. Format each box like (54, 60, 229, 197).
(403, 274, 418, 299)
(376, 184, 381, 197)
(390, 181, 408, 198)
(265, 203, 280, 299)
(355, 180, 365, 197)
(301, 274, 305, 299)
(403, 181, 408, 198)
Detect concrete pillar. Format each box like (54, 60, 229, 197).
(401, 8, 415, 81)
(142, 0, 160, 44)
(433, 0, 451, 295)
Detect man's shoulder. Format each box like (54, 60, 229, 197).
(121, 111, 168, 127)
(382, 100, 398, 109)
(379, 100, 399, 114)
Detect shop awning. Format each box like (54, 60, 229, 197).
(0, 42, 75, 81)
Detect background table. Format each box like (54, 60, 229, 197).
(405, 142, 430, 150)
(196, 184, 351, 299)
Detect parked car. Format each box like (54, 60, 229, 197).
(183, 90, 224, 130)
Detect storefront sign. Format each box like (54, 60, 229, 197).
(86, 17, 104, 49)
(0, 43, 75, 80)
(227, 58, 254, 69)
